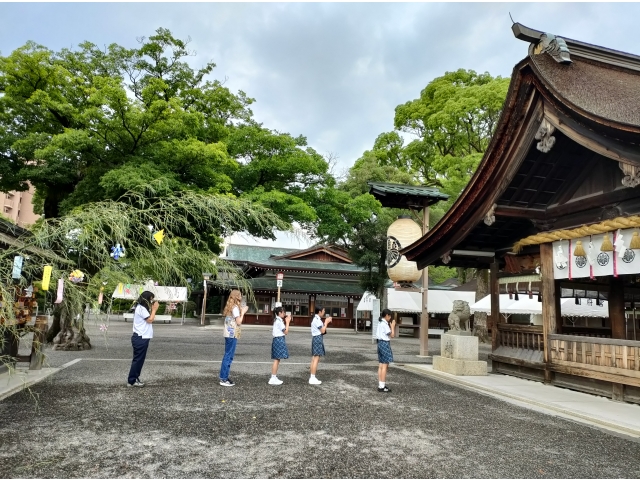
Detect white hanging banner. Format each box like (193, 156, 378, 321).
(553, 229, 640, 279)
(568, 238, 590, 279)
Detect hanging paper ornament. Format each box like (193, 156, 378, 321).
(555, 245, 568, 270)
(12, 256, 23, 280)
(614, 229, 626, 258)
(601, 233, 614, 251)
(153, 229, 165, 245)
(587, 240, 595, 266)
(110, 243, 126, 260)
(573, 240, 586, 257)
(98, 286, 104, 305)
(42, 265, 53, 291)
(117, 283, 124, 295)
(69, 269, 85, 283)
(54, 279, 64, 304)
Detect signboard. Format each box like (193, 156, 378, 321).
(276, 272, 284, 280)
(276, 279, 283, 287)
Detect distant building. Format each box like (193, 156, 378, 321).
(0, 185, 40, 227)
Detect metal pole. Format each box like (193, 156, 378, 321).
(200, 280, 207, 326)
(419, 201, 430, 357)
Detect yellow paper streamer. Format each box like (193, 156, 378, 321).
(42, 265, 52, 291)
(153, 229, 165, 245)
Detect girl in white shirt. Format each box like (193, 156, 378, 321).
(127, 291, 159, 387)
(376, 308, 395, 393)
(219, 289, 248, 387)
(309, 306, 332, 385)
(269, 306, 291, 385)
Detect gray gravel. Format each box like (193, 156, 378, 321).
(1, 319, 639, 478)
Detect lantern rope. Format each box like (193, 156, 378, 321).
(512, 216, 640, 253)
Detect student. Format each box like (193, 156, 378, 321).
(376, 308, 395, 393)
(127, 291, 159, 387)
(269, 306, 291, 385)
(219, 290, 248, 387)
(309, 306, 332, 385)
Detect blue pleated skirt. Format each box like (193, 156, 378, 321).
(311, 334, 325, 356)
(271, 336, 289, 360)
(377, 340, 393, 364)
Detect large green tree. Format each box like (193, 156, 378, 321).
(0, 29, 331, 233)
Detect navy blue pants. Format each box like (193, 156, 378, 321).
(128, 333, 150, 385)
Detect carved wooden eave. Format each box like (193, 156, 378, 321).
(401, 24, 640, 270)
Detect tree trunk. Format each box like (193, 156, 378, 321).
(50, 303, 92, 351)
(473, 269, 490, 343)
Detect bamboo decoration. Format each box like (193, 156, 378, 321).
(573, 240, 586, 257)
(600, 233, 613, 252)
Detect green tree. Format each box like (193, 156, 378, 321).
(0, 29, 331, 234)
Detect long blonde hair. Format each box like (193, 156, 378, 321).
(223, 290, 243, 317)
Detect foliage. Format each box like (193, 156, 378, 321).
(0, 186, 289, 352)
(0, 28, 332, 234)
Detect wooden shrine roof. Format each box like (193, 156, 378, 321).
(401, 23, 640, 270)
(368, 182, 449, 209)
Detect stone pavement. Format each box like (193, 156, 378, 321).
(1, 320, 639, 478)
(401, 364, 640, 439)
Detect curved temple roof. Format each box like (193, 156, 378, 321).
(401, 23, 640, 270)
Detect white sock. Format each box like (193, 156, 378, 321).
(310, 374, 316, 379)
(379, 382, 385, 388)
(271, 375, 277, 379)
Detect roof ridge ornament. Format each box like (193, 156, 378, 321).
(512, 23, 572, 65)
(534, 33, 572, 64)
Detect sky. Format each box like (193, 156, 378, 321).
(2, 2, 640, 249)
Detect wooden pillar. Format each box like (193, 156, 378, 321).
(490, 261, 500, 351)
(609, 276, 626, 401)
(609, 277, 625, 339)
(419, 201, 430, 356)
(540, 243, 558, 383)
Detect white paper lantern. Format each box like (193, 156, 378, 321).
(387, 215, 422, 283)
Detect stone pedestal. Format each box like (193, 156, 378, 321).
(433, 332, 487, 376)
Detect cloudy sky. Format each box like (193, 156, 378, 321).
(2, 2, 639, 248)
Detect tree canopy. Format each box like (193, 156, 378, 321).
(0, 29, 331, 235)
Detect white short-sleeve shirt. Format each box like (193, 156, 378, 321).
(273, 317, 286, 337)
(376, 320, 391, 341)
(311, 314, 324, 336)
(224, 306, 241, 338)
(133, 305, 153, 339)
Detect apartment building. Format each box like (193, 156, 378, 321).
(0, 184, 40, 227)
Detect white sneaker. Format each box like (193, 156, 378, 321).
(309, 377, 322, 385)
(268, 377, 283, 385)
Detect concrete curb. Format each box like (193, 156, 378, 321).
(0, 359, 81, 402)
(397, 364, 640, 439)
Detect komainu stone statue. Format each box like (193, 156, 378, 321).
(448, 300, 471, 331)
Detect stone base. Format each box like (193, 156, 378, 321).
(433, 355, 487, 376)
(440, 333, 479, 361)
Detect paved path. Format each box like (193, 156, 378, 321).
(1, 320, 639, 478)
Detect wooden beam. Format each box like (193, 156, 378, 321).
(490, 261, 500, 351)
(547, 185, 640, 218)
(540, 243, 558, 383)
(494, 205, 546, 219)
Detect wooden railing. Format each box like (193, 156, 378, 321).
(497, 324, 544, 351)
(549, 334, 640, 386)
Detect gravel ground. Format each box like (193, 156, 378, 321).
(1, 319, 639, 478)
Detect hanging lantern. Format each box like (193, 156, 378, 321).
(386, 215, 422, 284)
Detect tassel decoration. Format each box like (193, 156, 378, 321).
(601, 233, 614, 251)
(631, 231, 640, 249)
(573, 240, 586, 257)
